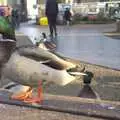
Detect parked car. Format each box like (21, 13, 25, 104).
(110, 8, 120, 20)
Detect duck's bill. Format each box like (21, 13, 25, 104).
(68, 72, 88, 76)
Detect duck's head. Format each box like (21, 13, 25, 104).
(42, 32, 47, 39)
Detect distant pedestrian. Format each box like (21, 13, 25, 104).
(45, 0, 58, 38)
(15, 9, 20, 27)
(11, 8, 20, 28)
(64, 8, 71, 25)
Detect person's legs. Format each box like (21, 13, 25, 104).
(11, 17, 16, 28)
(47, 16, 53, 38)
(49, 23, 53, 37)
(67, 20, 69, 25)
(52, 16, 57, 36)
(53, 23, 57, 36)
(16, 17, 20, 28)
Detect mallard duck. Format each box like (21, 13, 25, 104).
(2, 46, 85, 103)
(35, 32, 56, 50)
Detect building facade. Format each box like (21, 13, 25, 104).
(0, 0, 7, 5)
(0, 0, 28, 21)
(74, 0, 120, 3)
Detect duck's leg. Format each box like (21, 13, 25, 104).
(11, 81, 43, 104)
(24, 81, 43, 104)
(11, 87, 33, 101)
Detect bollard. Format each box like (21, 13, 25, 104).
(0, 40, 16, 64)
(0, 40, 16, 79)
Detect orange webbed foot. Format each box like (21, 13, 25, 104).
(11, 87, 33, 101)
(11, 81, 43, 104)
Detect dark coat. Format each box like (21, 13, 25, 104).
(45, 0, 58, 17)
(64, 9, 71, 21)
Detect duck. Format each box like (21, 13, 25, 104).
(2, 46, 86, 103)
(35, 32, 56, 51)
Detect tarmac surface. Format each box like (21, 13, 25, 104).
(0, 103, 107, 120)
(17, 22, 120, 70)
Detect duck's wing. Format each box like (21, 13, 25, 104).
(17, 47, 77, 70)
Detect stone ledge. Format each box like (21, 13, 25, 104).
(0, 90, 120, 120)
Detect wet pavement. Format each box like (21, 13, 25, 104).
(16, 22, 120, 70)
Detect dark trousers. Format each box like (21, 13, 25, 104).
(12, 17, 20, 28)
(47, 15, 57, 37)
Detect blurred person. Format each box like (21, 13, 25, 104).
(11, 8, 16, 28)
(15, 9, 20, 27)
(11, 8, 20, 28)
(64, 8, 71, 26)
(45, 0, 58, 38)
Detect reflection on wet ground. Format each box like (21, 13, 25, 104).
(56, 34, 120, 70)
(42, 63, 120, 102)
(78, 85, 97, 99)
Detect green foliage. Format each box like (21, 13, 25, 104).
(0, 16, 14, 35)
(82, 16, 88, 21)
(72, 11, 114, 24)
